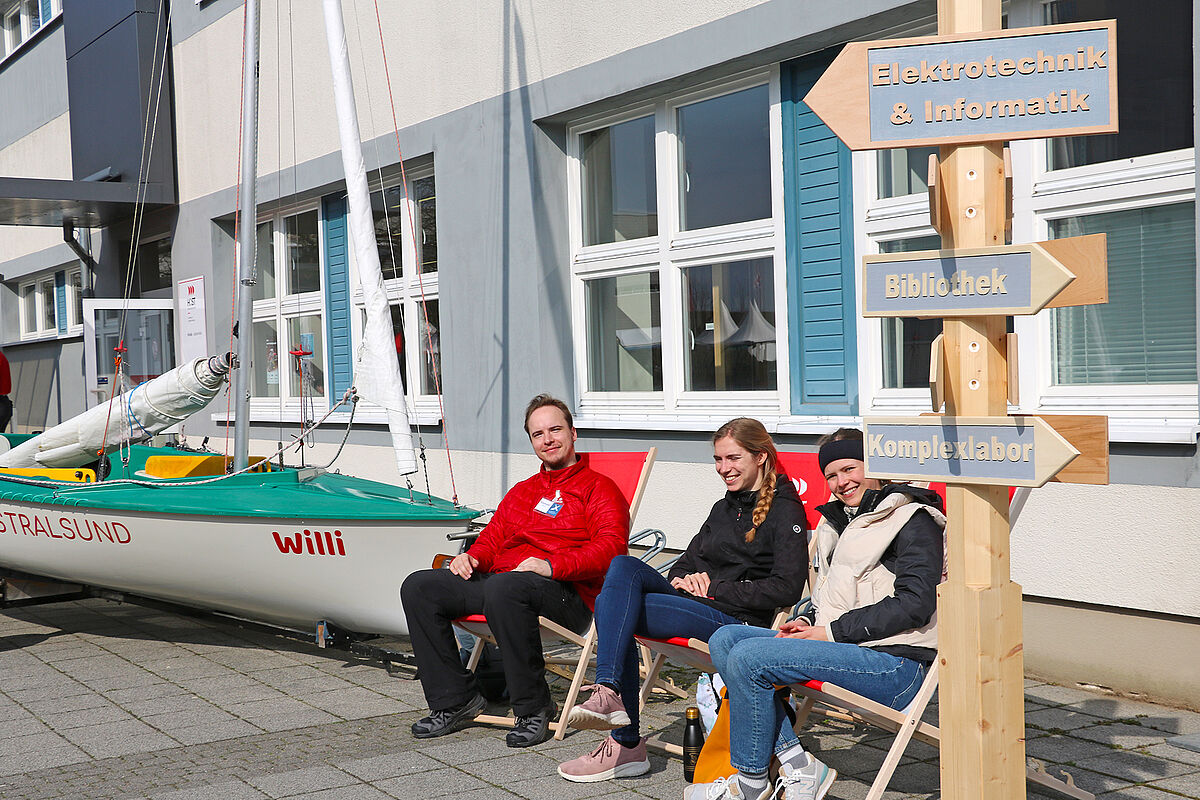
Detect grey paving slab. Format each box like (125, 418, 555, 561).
(146, 780, 270, 800)
(1147, 740, 1200, 767)
(372, 767, 491, 798)
(1026, 705, 1111, 733)
(1072, 721, 1172, 750)
(1077, 747, 1199, 783)
(247, 765, 359, 797)
(1150, 770, 1200, 796)
(335, 750, 444, 781)
(283, 787, 394, 800)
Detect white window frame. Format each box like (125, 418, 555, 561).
(567, 68, 791, 430)
(855, 0, 1198, 444)
(17, 275, 57, 339)
(248, 201, 329, 420)
(348, 168, 443, 426)
(64, 267, 84, 333)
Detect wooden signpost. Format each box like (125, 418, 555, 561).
(804, 2, 1114, 799)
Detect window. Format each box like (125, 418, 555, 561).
(581, 115, 657, 245)
(366, 171, 443, 411)
(877, 147, 937, 200)
(251, 207, 326, 406)
(1049, 203, 1196, 385)
(1, 0, 57, 60)
(82, 299, 175, 396)
(67, 269, 84, 330)
(125, 237, 173, 296)
(570, 73, 784, 421)
(1044, 0, 1192, 171)
(18, 276, 57, 338)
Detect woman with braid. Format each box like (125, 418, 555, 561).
(558, 418, 809, 784)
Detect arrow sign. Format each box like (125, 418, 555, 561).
(861, 235, 1105, 317)
(863, 415, 1079, 488)
(804, 20, 1117, 150)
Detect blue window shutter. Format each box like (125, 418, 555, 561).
(322, 194, 353, 400)
(54, 271, 67, 334)
(39, 0, 51, 25)
(782, 51, 858, 415)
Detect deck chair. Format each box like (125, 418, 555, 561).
(438, 448, 658, 741)
(786, 482, 1089, 800)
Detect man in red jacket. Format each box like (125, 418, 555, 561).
(401, 394, 630, 747)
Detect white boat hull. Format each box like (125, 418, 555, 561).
(0, 499, 463, 636)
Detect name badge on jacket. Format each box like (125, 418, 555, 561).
(534, 489, 564, 517)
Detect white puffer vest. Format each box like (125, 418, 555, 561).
(811, 491, 947, 651)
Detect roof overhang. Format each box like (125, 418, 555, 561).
(0, 177, 174, 227)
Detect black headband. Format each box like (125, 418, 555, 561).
(818, 438, 864, 473)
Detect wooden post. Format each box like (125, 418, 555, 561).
(935, 1, 1027, 798)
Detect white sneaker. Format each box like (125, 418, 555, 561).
(682, 774, 773, 800)
(775, 756, 837, 800)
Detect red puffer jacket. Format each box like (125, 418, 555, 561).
(466, 454, 630, 609)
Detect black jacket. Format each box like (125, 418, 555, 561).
(668, 475, 809, 626)
(814, 484, 944, 664)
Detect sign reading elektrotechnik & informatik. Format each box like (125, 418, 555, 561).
(804, 19, 1117, 150)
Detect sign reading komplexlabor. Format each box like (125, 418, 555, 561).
(861, 239, 1098, 317)
(805, 20, 1117, 150)
(863, 416, 1079, 487)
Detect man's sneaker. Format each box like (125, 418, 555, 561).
(682, 774, 772, 800)
(506, 702, 556, 748)
(558, 735, 650, 782)
(410, 693, 486, 739)
(775, 755, 837, 800)
(566, 684, 632, 730)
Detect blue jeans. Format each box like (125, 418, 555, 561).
(709, 624, 928, 773)
(593, 555, 744, 743)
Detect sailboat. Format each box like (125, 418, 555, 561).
(0, 0, 478, 638)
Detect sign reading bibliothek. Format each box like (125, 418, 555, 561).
(804, 20, 1117, 150)
(863, 416, 1079, 488)
(861, 236, 1107, 317)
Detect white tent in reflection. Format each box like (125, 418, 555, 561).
(693, 299, 776, 362)
(727, 300, 776, 362)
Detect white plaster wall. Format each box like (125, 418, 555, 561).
(173, 0, 771, 203)
(256, 440, 1200, 621)
(1011, 482, 1200, 619)
(0, 113, 73, 263)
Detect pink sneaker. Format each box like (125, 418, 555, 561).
(558, 735, 650, 782)
(565, 683, 632, 730)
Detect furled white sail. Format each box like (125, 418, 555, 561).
(0, 354, 233, 469)
(321, 0, 417, 476)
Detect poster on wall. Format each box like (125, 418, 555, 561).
(177, 276, 208, 365)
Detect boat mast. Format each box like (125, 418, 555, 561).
(232, 0, 260, 471)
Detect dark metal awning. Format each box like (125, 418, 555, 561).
(0, 176, 174, 227)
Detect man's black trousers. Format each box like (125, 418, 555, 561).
(400, 569, 593, 716)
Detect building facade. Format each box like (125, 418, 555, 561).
(0, 0, 1197, 705)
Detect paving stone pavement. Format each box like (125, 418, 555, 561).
(0, 598, 1196, 799)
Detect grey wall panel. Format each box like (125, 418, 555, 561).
(0, 25, 68, 153)
(5, 338, 86, 432)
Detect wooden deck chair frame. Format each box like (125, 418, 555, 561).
(438, 447, 658, 741)
(790, 658, 1093, 800)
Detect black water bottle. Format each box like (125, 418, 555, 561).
(683, 705, 705, 782)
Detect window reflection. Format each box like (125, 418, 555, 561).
(586, 273, 662, 392)
(683, 258, 776, 391)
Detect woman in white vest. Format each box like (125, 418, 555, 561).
(686, 428, 946, 800)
